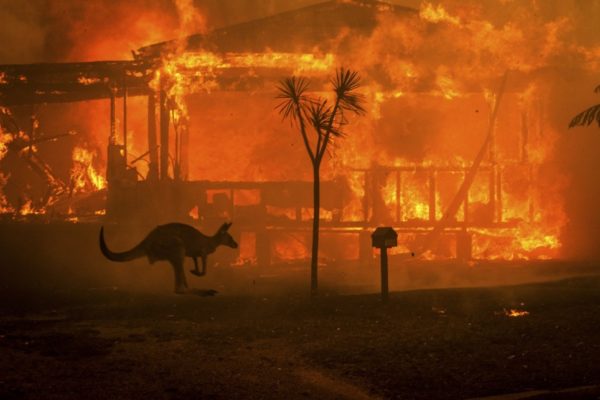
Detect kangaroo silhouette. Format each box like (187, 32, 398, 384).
(99, 222, 238, 294)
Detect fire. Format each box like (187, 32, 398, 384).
(77, 76, 102, 86)
(419, 2, 460, 25)
(504, 309, 530, 318)
(70, 146, 106, 193)
(2, 0, 596, 262)
(0, 124, 13, 214)
(151, 51, 335, 119)
(19, 200, 45, 216)
(0, 132, 11, 161)
(435, 73, 461, 100)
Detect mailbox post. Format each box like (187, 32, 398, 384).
(371, 227, 398, 302)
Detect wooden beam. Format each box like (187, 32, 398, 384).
(159, 88, 170, 180)
(147, 93, 159, 181)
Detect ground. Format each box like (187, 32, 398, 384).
(1, 272, 600, 400)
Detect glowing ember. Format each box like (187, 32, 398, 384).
(19, 200, 45, 216)
(188, 205, 199, 220)
(77, 76, 102, 85)
(504, 309, 530, 318)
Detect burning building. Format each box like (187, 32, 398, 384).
(0, 0, 598, 266)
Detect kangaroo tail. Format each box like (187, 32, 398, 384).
(99, 227, 145, 262)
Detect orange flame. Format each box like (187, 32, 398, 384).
(419, 2, 460, 25)
(504, 308, 529, 317)
(70, 146, 106, 193)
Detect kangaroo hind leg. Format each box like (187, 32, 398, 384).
(168, 245, 188, 294)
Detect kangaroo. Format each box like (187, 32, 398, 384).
(99, 222, 238, 294)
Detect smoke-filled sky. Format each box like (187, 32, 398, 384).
(2, 0, 596, 64)
(0, 0, 343, 63)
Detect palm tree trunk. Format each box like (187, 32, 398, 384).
(311, 162, 320, 297)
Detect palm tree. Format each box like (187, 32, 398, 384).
(569, 85, 600, 128)
(276, 68, 365, 297)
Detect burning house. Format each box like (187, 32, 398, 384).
(0, 0, 598, 266)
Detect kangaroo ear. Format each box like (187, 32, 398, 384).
(219, 222, 232, 232)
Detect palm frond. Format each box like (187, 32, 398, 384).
(275, 76, 311, 124)
(569, 104, 600, 128)
(331, 68, 366, 115)
(308, 99, 343, 138)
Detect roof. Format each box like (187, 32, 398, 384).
(0, 61, 152, 106)
(0, 0, 417, 106)
(136, 0, 417, 59)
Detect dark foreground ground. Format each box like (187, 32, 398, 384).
(1, 274, 600, 400)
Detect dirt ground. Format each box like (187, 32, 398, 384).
(1, 271, 600, 400)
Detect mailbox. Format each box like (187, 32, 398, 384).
(371, 227, 397, 302)
(371, 227, 398, 249)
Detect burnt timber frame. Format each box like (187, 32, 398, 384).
(0, 55, 537, 264)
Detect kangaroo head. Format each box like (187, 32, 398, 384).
(216, 222, 238, 249)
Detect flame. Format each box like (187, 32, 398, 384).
(2, 0, 591, 259)
(504, 308, 529, 317)
(419, 2, 460, 25)
(70, 146, 106, 193)
(435, 73, 461, 100)
(0, 126, 14, 213)
(19, 200, 45, 216)
(150, 51, 334, 119)
(77, 76, 102, 86)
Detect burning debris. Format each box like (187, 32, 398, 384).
(0, 106, 106, 219)
(70, 146, 106, 194)
(504, 309, 530, 318)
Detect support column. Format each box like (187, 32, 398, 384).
(180, 122, 189, 180)
(106, 89, 117, 182)
(147, 93, 159, 181)
(159, 89, 170, 180)
(109, 90, 116, 143)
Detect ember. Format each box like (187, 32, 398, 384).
(504, 308, 530, 318)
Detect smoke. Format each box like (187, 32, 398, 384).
(0, 0, 46, 64)
(0, 0, 329, 64)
